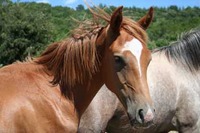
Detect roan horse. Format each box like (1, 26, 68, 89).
(0, 6, 154, 132)
(80, 29, 200, 133)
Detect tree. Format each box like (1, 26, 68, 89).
(0, 0, 11, 5)
(1, 2, 200, 65)
(76, 4, 84, 11)
(0, 2, 53, 65)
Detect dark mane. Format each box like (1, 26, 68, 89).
(153, 28, 200, 72)
(35, 6, 148, 99)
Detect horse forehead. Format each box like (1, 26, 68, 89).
(121, 38, 143, 56)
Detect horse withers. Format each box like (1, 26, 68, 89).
(0, 5, 154, 132)
(80, 29, 200, 133)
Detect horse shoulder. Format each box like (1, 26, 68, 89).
(0, 63, 78, 132)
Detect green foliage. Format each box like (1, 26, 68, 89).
(146, 6, 200, 49)
(76, 4, 84, 11)
(1, 2, 200, 65)
(0, 2, 53, 65)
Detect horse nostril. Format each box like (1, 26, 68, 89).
(138, 109, 144, 123)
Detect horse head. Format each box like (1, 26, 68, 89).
(97, 6, 155, 127)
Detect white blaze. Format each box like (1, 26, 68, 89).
(122, 38, 143, 76)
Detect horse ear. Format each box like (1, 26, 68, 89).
(108, 6, 123, 34)
(138, 7, 154, 30)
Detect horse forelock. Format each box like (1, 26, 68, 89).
(153, 28, 200, 73)
(88, 6, 148, 44)
(35, 6, 148, 99)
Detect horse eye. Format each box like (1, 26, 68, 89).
(114, 56, 122, 63)
(114, 56, 126, 71)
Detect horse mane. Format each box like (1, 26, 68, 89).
(35, 6, 148, 99)
(153, 28, 200, 72)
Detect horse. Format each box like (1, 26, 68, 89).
(0, 6, 155, 132)
(79, 28, 200, 133)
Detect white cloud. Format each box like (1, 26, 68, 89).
(64, 0, 77, 5)
(36, 0, 50, 4)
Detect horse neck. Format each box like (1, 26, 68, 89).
(37, 62, 104, 118)
(71, 71, 104, 118)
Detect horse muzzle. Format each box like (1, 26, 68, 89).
(127, 107, 155, 128)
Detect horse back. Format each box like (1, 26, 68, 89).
(0, 62, 78, 133)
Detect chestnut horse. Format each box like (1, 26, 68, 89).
(0, 6, 154, 132)
(79, 29, 200, 133)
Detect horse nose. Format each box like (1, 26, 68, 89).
(138, 108, 154, 123)
(138, 109, 145, 123)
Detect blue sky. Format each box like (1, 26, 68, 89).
(12, 0, 200, 9)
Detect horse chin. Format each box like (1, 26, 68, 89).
(129, 118, 154, 129)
